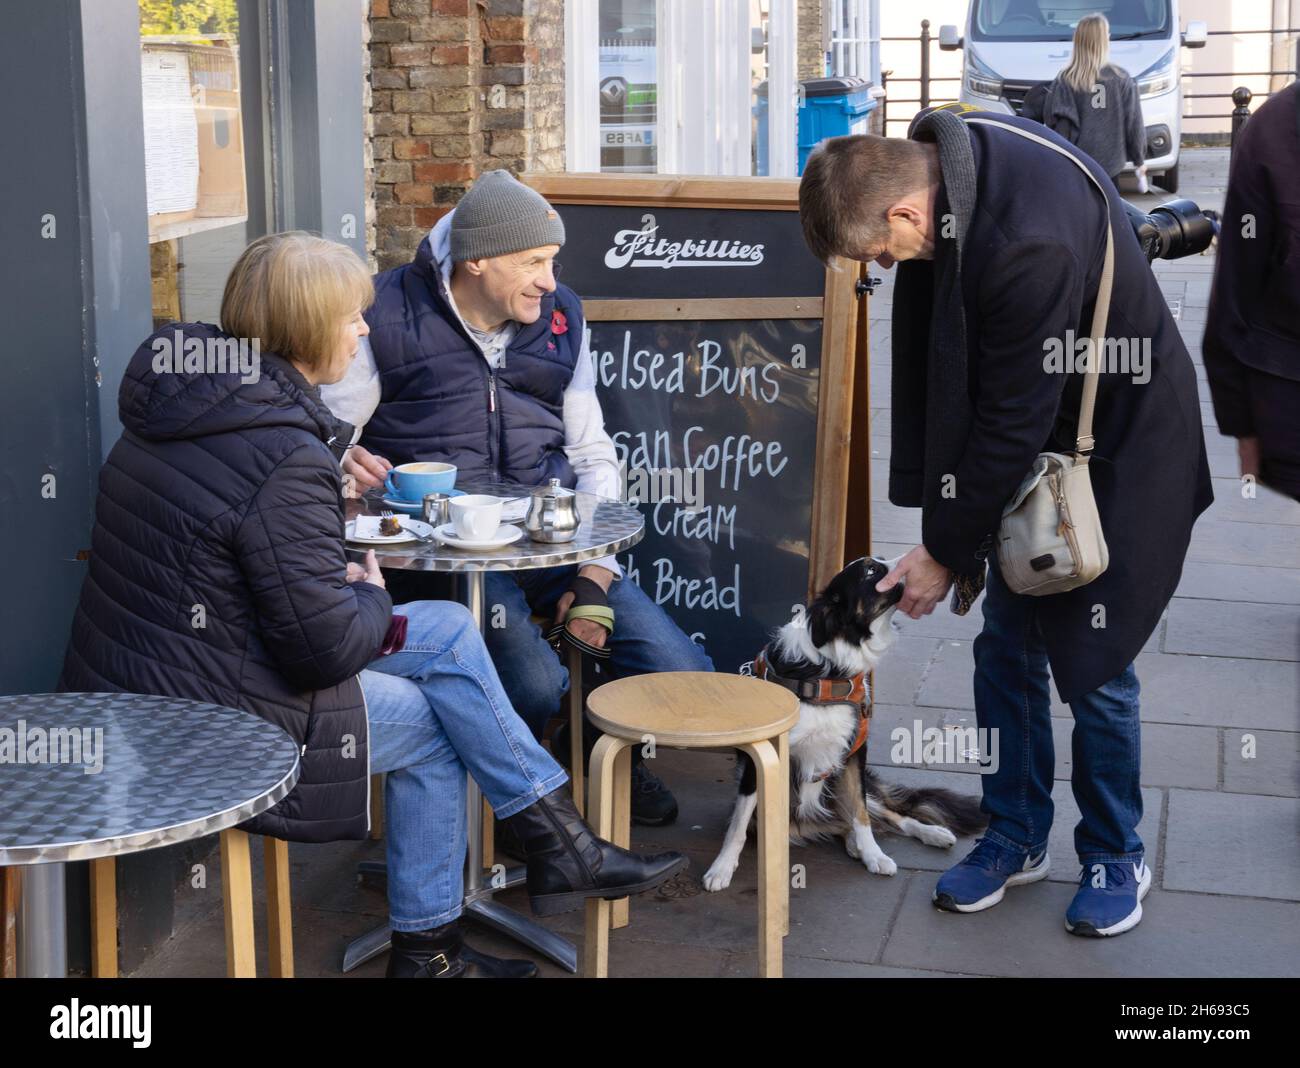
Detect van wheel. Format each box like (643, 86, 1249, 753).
(1157, 164, 1179, 194)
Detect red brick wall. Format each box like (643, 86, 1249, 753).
(367, 0, 567, 271)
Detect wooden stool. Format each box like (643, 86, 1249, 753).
(88, 829, 293, 978)
(369, 772, 385, 840)
(530, 612, 589, 815)
(563, 643, 587, 814)
(1, 867, 18, 978)
(582, 672, 798, 978)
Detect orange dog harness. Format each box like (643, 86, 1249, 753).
(751, 649, 871, 776)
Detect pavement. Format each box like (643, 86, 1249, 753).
(131, 148, 1298, 979)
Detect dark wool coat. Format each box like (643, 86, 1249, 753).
(891, 112, 1213, 702)
(59, 323, 393, 842)
(1203, 82, 1300, 499)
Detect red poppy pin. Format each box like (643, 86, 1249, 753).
(550, 310, 568, 335)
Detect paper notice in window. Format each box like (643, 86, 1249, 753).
(141, 49, 199, 216)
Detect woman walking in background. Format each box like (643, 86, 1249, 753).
(1041, 13, 1147, 188)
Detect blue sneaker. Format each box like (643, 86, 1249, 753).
(933, 837, 1050, 913)
(1065, 860, 1151, 937)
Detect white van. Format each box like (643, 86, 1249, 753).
(939, 1, 1207, 192)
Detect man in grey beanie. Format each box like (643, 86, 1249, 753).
(324, 169, 711, 827)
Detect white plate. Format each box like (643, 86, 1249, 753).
(346, 516, 436, 544)
(431, 522, 524, 551)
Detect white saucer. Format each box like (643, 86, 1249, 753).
(346, 517, 436, 544)
(431, 522, 524, 551)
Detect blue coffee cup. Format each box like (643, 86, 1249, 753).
(384, 461, 458, 502)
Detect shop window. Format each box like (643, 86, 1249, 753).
(140, 0, 258, 328)
(599, 0, 657, 172)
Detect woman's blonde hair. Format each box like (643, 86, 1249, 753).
(220, 232, 373, 370)
(1061, 13, 1112, 93)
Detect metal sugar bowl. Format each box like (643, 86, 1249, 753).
(524, 478, 581, 543)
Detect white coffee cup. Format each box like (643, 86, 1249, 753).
(449, 494, 503, 541)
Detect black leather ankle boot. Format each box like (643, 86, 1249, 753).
(386, 919, 538, 978)
(505, 787, 688, 916)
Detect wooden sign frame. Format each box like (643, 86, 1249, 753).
(525, 172, 867, 600)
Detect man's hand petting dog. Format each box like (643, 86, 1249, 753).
(554, 565, 615, 649)
(877, 545, 952, 619)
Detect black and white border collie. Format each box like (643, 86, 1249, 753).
(703, 556, 986, 890)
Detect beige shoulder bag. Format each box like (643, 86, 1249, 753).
(965, 117, 1113, 596)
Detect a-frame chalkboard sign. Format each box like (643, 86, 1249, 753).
(525, 173, 868, 675)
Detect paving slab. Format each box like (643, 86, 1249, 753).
(1186, 517, 1300, 568)
(871, 634, 942, 706)
(1164, 598, 1300, 661)
(1053, 717, 1220, 790)
(843, 765, 1161, 885)
(927, 709, 1218, 789)
(1163, 789, 1300, 901)
(916, 638, 1069, 714)
(783, 956, 978, 977)
(880, 876, 1300, 978)
(1204, 450, 1241, 479)
(533, 838, 910, 967)
(863, 701, 957, 772)
(1221, 727, 1300, 797)
(1128, 651, 1299, 731)
(868, 705, 996, 777)
(891, 602, 987, 642)
(910, 637, 1299, 731)
(1206, 478, 1300, 525)
(869, 499, 922, 543)
(1176, 560, 1300, 604)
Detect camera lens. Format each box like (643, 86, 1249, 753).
(1124, 198, 1217, 262)
(1145, 199, 1217, 260)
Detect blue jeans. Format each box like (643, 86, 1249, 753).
(482, 566, 714, 737)
(360, 599, 568, 932)
(973, 558, 1144, 865)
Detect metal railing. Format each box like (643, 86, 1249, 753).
(1183, 28, 1300, 120)
(878, 19, 960, 131)
(877, 19, 1299, 135)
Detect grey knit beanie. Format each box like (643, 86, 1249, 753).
(450, 170, 566, 261)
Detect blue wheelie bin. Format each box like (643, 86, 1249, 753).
(755, 76, 877, 176)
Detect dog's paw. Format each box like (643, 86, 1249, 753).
(702, 861, 737, 892)
(844, 835, 861, 860)
(863, 851, 898, 876)
(918, 824, 957, 849)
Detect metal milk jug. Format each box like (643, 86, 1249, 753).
(525, 478, 580, 543)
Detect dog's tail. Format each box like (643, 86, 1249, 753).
(863, 767, 987, 837)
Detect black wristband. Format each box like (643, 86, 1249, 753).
(569, 575, 609, 608)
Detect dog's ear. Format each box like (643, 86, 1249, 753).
(807, 599, 834, 649)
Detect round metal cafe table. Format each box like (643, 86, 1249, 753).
(0, 692, 300, 977)
(343, 481, 643, 974)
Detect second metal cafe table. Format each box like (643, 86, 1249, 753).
(0, 691, 299, 977)
(343, 481, 644, 974)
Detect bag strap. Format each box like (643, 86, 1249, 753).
(965, 117, 1115, 455)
